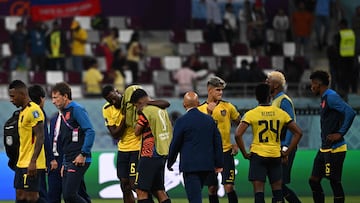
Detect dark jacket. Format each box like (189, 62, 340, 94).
(60, 101, 95, 163)
(320, 89, 356, 149)
(167, 108, 223, 172)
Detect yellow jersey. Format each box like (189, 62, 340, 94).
(198, 101, 240, 152)
(242, 105, 292, 158)
(102, 102, 141, 151)
(17, 102, 46, 169)
(71, 28, 88, 56)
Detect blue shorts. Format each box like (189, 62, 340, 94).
(249, 153, 282, 183)
(205, 150, 236, 186)
(117, 150, 139, 179)
(135, 156, 166, 192)
(14, 167, 46, 191)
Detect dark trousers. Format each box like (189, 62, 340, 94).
(183, 171, 211, 203)
(62, 162, 91, 203)
(48, 167, 62, 203)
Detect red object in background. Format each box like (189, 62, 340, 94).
(31, 0, 101, 21)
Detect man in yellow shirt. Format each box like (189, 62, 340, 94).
(198, 76, 240, 203)
(83, 58, 103, 97)
(235, 83, 302, 203)
(8, 80, 46, 203)
(71, 20, 88, 72)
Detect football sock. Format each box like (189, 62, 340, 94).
(272, 189, 284, 203)
(330, 180, 344, 203)
(209, 194, 219, 203)
(283, 184, 301, 203)
(227, 190, 238, 203)
(309, 179, 324, 203)
(255, 192, 265, 203)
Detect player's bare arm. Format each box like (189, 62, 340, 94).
(28, 121, 45, 176)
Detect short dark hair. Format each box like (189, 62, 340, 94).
(51, 82, 72, 100)
(102, 85, 114, 98)
(28, 85, 46, 105)
(130, 88, 147, 103)
(309, 70, 330, 86)
(255, 83, 270, 104)
(9, 80, 26, 90)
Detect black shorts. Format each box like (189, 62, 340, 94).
(311, 150, 346, 181)
(14, 168, 46, 191)
(117, 150, 139, 179)
(205, 150, 236, 186)
(135, 156, 166, 192)
(249, 153, 282, 183)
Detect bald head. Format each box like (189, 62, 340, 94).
(183, 91, 199, 110)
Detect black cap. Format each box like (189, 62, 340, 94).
(130, 88, 148, 103)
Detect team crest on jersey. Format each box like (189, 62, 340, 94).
(221, 110, 227, 116)
(32, 110, 40, 118)
(65, 111, 71, 120)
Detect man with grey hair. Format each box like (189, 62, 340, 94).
(266, 71, 302, 203)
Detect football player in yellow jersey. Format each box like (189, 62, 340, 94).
(198, 76, 241, 203)
(102, 85, 170, 203)
(235, 84, 302, 203)
(9, 80, 46, 203)
(102, 85, 141, 203)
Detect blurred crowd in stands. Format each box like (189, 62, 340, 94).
(0, 0, 360, 98)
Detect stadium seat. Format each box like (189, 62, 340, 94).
(186, 30, 204, 43)
(5, 16, 22, 31)
(108, 16, 127, 29)
(196, 43, 213, 56)
(152, 70, 174, 97)
(124, 70, 133, 85)
(177, 43, 196, 56)
(0, 71, 9, 84)
(213, 42, 231, 57)
(46, 71, 64, 85)
(266, 42, 283, 56)
(0, 30, 9, 44)
(126, 16, 142, 29)
(119, 29, 134, 44)
(231, 42, 249, 55)
(141, 84, 155, 98)
(96, 57, 107, 72)
(163, 56, 182, 71)
(271, 56, 285, 71)
(74, 16, 92, 30)
(199, 56, 217, 71)
(64, 71, 82, 84)
(85, 43, 93, 56)
(235, 55, 254, 68)
(169, 30, 186, 43)
(60, 17, 73, 30)
(11, 70, 28, 84)
(266, 29, 275, 43)
(257, 56, 272, 69)
(87, 30, 101, 43)
(29, 71, 46, 84)
(283, 42, 296, 57)
(1, 43, 11, 57)
(145, 57, 163, 71)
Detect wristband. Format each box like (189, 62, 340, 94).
(282, 146, 288, 152)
